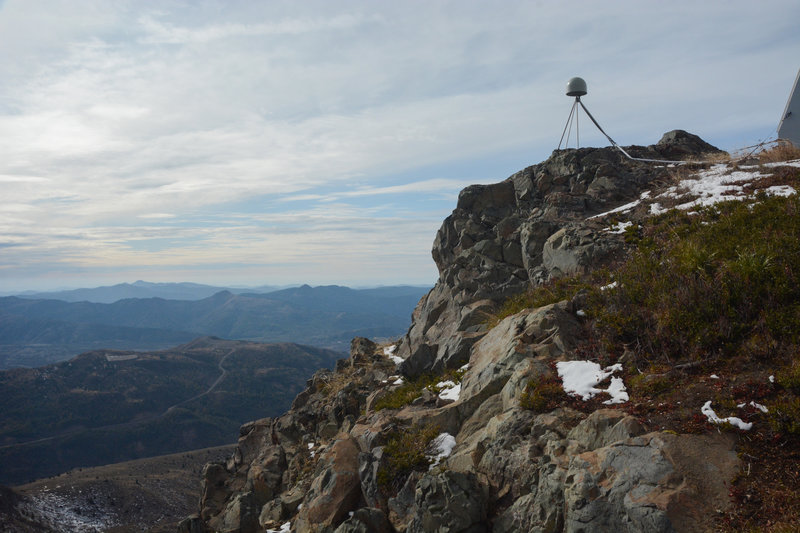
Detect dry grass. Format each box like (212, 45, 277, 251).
(758, 141, 800, 163)
(319, 366, 360, 397)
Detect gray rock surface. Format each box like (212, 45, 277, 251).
(406, 471, 488, 533)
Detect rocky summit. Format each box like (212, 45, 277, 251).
(177, 132, 800, 533)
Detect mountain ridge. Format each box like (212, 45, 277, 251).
(0, 284, 430, 368)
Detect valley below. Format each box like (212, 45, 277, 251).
(0, 337, 341, 486)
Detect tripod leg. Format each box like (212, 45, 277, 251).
(558, 100, 578, 150)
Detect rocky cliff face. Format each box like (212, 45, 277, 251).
(179, 131, 738, 533)
(397, 130, 719, 377)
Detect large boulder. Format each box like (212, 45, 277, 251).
(294, 436, 363, 532)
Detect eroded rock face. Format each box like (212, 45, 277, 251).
(183, 132, 736, 533)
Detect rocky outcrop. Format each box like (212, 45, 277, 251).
(182, 132, 735, 533)
(398, 131, 723, 378)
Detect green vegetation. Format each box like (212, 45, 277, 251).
(519, 377, 567, 412)
(376, 423, 440, 491)
(488, 275, 594, 327)
(373, 366, 467, 411)
(593, 193, 800, 365)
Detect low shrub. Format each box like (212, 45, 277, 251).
(489, 274, 594, 327)
(593, 193, 800, 366)
(519, 377, 567, 412)
(373, 367, 467, 412)
(377, 423, 440, 491)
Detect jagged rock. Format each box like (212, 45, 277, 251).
(208, 491, 260, 533)
(333, 507, 395, 533)
(406, 471, 488, 533)
(245, 444, 286, 505)
(199, 462, 230, 522)
(294, 435, 363, 532)
(358, 448, 387, 510)
(387, 470, 424, 530)
(351, 337, 378, 366)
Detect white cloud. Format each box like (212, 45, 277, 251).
(0, 0, 798, 290)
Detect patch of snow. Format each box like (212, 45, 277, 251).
(427, 432, 457, 469)
(737, 401, 769, 413)
(600, 281, 618, 291)
(650, 202, 667, 215)
(588, 197, 642, 219)
(459, 363, 470, 371)
(709, 374, 720, 379)
(765, 185, 795, 197)
(392, 377, 404, 385)
(764, 159, 800, 168)
(576, 309, 587, 317)
(384, 344, 405, 365)
(770, 375, 775, 383)
(604, 377, 629, 405)
(556, 361, 627, 404)
(701, 400, 752, 430)
(607, 221, 633, 234)
(266, 521, 291, 533)
(437, 381, 461, 401)
(307, 442, 315, 449)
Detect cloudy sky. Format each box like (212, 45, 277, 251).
(0, 0, 798, 292)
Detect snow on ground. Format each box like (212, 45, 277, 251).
(592, 161, 798, 221)
(436, 380, 461, 401)
(737, 401, 769, 413)
(607, 221, 633, 234)
(427, 432, 457, 469)
(266, 521, 291, 533)
(701, 401, 752, 430)
(384, 344, 404, 365)
(600, 281, 618, 291)
(589, 192, 650, 219)
(556, 361, 628, 404)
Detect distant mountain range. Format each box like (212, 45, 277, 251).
(0, 284, 431, 369)
(10, 280, 286, 303)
